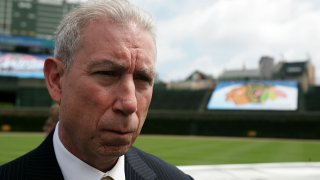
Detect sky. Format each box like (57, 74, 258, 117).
(128, 0, 320, 84)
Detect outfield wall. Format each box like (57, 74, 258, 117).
(1, 108, 320, 139)
(0, 107, 47, 131)
(143, 110, 320, 139)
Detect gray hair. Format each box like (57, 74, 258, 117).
(54, 0, 156, 70)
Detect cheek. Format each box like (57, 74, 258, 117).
(78, 79, 113, 106)
(62, 80, 113, 126)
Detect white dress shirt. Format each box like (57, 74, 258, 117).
(53, 122, 126, 180)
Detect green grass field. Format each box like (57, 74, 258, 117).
(1, 133, 320, 165)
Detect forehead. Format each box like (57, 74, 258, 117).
(77, 18, 156, 67)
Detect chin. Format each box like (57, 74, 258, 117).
(97, 144, 131, 158)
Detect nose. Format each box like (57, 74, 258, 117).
(112, 76, 138, 115)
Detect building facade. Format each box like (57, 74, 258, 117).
(218, 56, 315, 93)
(166, 71, 216, 90)
(273, 60, 315, 93)
(0, 0, 78, 39)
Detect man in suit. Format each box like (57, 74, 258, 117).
(0, 0, 192, 179)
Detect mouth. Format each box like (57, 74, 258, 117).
(98, 129, 135, 146)
(107, 128, 134, 135)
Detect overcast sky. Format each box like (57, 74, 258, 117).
(129, 0, 320, 84)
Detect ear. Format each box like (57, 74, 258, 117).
(43, 58, 65, 104)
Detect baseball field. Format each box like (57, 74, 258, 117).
(1, 133, 320, 165)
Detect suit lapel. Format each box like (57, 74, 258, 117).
(25, 130, 64, 180)
(125, 148, 157, 180)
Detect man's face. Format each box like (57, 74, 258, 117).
(57, 19, 156, 165)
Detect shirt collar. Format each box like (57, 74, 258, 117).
(53, 122, 125, 180)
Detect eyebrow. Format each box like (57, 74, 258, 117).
(87, 59, 126, 71)
(136, 67, 156, 80)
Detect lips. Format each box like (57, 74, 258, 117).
(109, 130, 133, 135)
(98, 129, 135, 146)
(102, 128, 135, 135)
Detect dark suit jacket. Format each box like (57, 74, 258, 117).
(0, 131, 192, 180)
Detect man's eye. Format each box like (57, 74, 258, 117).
(95, 71, 117, 76)
(134, 74, 153, 84)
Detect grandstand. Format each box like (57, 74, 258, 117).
(304, 86, 320, 111)
(0, 0, 75, 108)
(144, 81, 320, 139)
(0, 36, 53, 108)
(150, 89, 212, 111)
(1, 75, 320, 139)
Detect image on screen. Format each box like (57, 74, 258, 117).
(207, 80, 298, 111)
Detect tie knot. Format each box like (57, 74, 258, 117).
(101, 176, 113, 180)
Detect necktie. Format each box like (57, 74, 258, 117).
(101, 176, 113, 180)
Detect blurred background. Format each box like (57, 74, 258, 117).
(1, 0, 320, 179)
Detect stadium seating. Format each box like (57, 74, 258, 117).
(149, 89, 211, 111)
(304, 86, 320, 111)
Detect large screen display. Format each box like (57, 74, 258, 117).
(0, 52, 48, 79)
(207, 80, 298, 111)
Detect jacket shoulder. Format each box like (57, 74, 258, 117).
(0, 131, 63, 180)
(0, 152, 29, 180)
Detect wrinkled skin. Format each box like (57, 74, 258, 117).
(44, 18, 156, 172)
